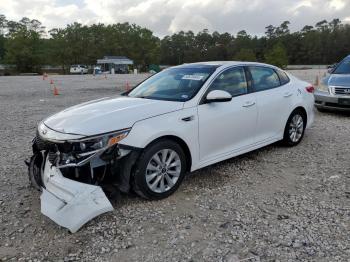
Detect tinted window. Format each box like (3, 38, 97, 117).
(249, 66, 280, 92)
(128, 66, 217, 101)
(333, 58, 350, 74)
(208, 67, 247, 97)
(277, 70, 290, 85)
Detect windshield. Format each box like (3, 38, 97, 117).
(333, 58, 350, 74)
(128, 65, 218, 101)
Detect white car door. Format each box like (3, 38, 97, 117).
(197, 66, 258, 163)
(247, 66, 294, 143)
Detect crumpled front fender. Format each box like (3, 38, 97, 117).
(40, 157, 113, 233)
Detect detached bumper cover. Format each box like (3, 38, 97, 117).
(40, 157, 113, 233)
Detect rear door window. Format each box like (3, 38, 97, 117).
(248, 66, 281, 92)
(208, 67, 248, 97)
(277, 70, 290, 85)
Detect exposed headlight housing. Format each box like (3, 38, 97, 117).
(75, 129, 131, 153)
(317, 82, 329, 93)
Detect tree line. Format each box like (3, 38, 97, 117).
(0, 14, 349, 73)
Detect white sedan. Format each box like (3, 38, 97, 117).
(28, 61, 315, 232)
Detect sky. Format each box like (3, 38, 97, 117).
(0, 0, 349, 36)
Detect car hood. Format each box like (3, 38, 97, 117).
(44, 96, 183, 136)
(327, 74, 350, 87)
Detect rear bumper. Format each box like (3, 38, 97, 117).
(40, 157, 113, 233)
(314, 91, 350, 111)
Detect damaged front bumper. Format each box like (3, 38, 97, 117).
(41, 156, 113, 233)
(27, 126, 140, 232)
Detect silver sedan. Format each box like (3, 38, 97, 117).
(315, 55, 350, 112)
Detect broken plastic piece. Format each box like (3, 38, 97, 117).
(40, 157, 113, 233)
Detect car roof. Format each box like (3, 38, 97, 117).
(175, 61, 280, 70)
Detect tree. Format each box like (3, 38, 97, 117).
(301, 25, 314, 34)
(265, 42, 288, 68)
(1, 14, 350, 72)
(5, 32, 39, 71)
(47, 22, 161, 71)
(329, 18, 341, 32)
(275, 21, 290, 37)
(0, 14, 7, 34)
(315, 20, 329, 31)
(265, 25, 276, 38)
(234, 48, 256, 61)
(0, 14, 7, 61)
(4, 28, 43, 72)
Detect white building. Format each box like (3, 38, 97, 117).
(96, 56, 133, 74)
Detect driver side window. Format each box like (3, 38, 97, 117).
(208, 67, 248, 97)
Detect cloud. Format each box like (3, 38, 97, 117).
(0, 0, 349, 36)
(0, 0, 95, 29)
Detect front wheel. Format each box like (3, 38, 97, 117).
(282, 110, 306, 146)
(132, 139, 187, 200)
(28, 153, 44, 190)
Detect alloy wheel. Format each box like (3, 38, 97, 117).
(289, 114, 304, 143)
(145, 149, 181, 193)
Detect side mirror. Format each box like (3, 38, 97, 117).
(206, 90, 232, 103)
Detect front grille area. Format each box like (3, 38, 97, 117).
(325, 102, 350, 109)
(334, 87, 350, 96)
(34, 134, 56, 151)
(34, 133, 72, 152)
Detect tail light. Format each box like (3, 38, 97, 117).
(305, 85, 315, 93)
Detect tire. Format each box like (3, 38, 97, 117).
(132, 139, 187, 200)
(282, 109, 306, 146)
(28, 153, 44, 190)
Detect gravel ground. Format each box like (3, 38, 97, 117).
(0, 71, 349, 261)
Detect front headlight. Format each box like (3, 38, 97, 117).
(317, 82, 329, 93)
(76, 128, 131, 152)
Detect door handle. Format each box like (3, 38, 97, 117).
(242, 101, 256, 108)
(283, 92, 293, 97)
(181, 115, 195, 122)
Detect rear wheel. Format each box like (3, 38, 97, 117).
(282, 110, 306, 146)
(132, 139, 186, 200)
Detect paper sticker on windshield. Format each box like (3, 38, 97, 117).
(182, 75, 204, 81)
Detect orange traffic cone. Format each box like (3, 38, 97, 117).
(53, 85, 59, 96)
(314, 75, 319, 86)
